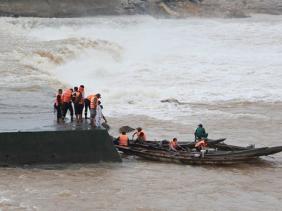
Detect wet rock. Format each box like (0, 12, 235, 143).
(160, 98, 186, 105)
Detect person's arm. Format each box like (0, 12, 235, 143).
(102, 114, 107, 123)
(132, 131, 137, 139)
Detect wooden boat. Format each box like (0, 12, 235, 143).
(116, 146, 260, 165)
(115, 145, 282, 165)
(129, 139, 272, 153)
(129, 138, 226, 149)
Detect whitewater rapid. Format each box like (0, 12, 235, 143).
(22, 15, 282, 120)
(1, 14, 282, 124)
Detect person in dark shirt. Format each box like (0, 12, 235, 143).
(54, 89, 63, 123)
(194, 124, 208, 141)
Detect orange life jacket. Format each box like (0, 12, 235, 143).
(62, 89, 72, 103)
(195, 140, 208, 149)
(87, 94, 95, 101)
(90, 95, 98, 109)
(137, 130, 147, 141)
(119, 134, 129, 146)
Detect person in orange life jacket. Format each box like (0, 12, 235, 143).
(54, 89, 63, 123)
(132, 127, 147, 142)
(116, 131, 129, 146)
(169, 138, 182, 151)
(84, 94, 95, 119)
(62, 88, 74, 122)
(90, 93, 101, 127)
(73, 86, 84, 123)
(195, 139, 208, 151)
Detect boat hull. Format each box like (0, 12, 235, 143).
(116, 146, 261, 165)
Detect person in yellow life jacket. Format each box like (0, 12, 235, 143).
(62, 88, 74, 122)
(54, 89, 63, 123)
(195, 139, 208, 151)
(73, 86, 84, 123)
(84, 94, 95, 119)
(90, 93, 101, 127)
(133, 127, 147, 142)
(169, 138, 182, 151)
(117, 131, 129, 146)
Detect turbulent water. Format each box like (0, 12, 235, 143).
(0, 15, 282, 210)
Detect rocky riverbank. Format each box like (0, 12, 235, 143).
(0, 0, 282, 18)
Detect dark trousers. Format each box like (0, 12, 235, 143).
(84, 98, 90, 117)
(62, 102, 73, 119)
(57, 104, 62, 120)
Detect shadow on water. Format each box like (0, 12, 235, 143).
(0, 162, 122, 171)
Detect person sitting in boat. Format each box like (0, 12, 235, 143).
(195, 139, 208, 151)
(194, 124, 208, 141)
(169, 138, 182, 151)
(133, 127, 147, 142)
(116, 131, 129, 146)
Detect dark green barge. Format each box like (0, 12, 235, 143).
(0, 129, 121, 165)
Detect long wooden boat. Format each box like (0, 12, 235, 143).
(115, 145, 282, 165)
(130, 138, 226, 149)
(116, 146, 260, 165)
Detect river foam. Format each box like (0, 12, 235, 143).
(1, 15, 282, 122)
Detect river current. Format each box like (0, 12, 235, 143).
(0, 15, 282, 210)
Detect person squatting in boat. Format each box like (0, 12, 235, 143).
(194, 124, 208, 141)
(114, 131, 129, 146)
(195, 139, 208, 151)
(132, 127, 147, 142)
(169, 138, 180, 151)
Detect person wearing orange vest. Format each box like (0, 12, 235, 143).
(84, 94, 95, 119)
(169, 138, 182, 151)
(195, 139, 208, 151)
(90, 93, 101, 127)
(62, 88, 74, 122)
(117, 131, 129, 146)
(73, 86, 84, 123)
(133, 127, 147, 142)
(54, 89, 63, 123)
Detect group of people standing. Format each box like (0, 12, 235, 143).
(54, 85, 107, 127)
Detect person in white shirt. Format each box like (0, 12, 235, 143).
(95, 101, 107, 128)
